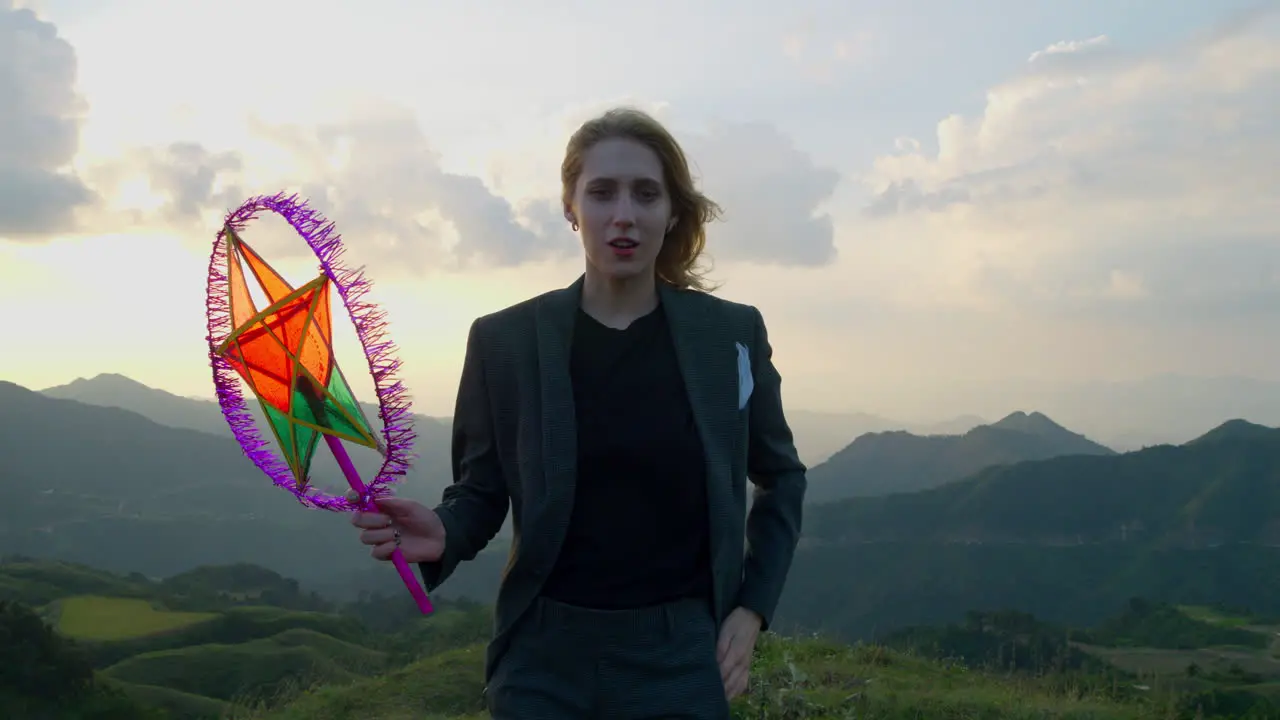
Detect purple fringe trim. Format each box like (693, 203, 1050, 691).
(205, 192, 418, 512)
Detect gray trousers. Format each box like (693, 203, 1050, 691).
(485, 596, 731, 719)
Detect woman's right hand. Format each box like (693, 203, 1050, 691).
(350, 495, 447, 564)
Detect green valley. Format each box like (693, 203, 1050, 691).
(9, 558, 1280, 718)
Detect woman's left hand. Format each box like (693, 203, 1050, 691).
(717, 606, 763, 700)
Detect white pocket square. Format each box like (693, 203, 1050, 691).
(735, 341, 754, 410)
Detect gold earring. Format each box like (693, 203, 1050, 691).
(571, 221, 579, 232)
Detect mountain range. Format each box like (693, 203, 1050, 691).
(774, 417, 1280, 639)
(9, 372, 1280, 643)
(880, 374, 1280, 451)
(805, 410, 1115, 502)
(41, 373, 984, 467)
(43, 372, 1280, 462)
(783, 410, 987, 465)
(0, 380, 497, 600)
(804, 417, 1280, 547)
(41, 373, 456, 504)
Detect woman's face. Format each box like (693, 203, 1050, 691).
(567, 137, 675, 284)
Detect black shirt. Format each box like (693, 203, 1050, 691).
(539, 303, 712, 609)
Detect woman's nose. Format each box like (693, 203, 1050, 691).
(612, 196, 636, 224)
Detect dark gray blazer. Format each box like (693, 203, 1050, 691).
(419, 275, 807, 680)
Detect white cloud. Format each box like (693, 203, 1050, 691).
(686, 120, 842, 267)
(855, 9, 1280, 317)
(0, 0, 92, 239)
(82, 142, 244, 231)
(1026, 34, 1109, 65)
(236, 104, 572, 273)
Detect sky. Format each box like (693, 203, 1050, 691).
(2, 0, 1279, 423)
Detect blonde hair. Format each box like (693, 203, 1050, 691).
(561, 107, 722, 292)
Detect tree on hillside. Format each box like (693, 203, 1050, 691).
(0, 601, 161, 719)
(0, 600, 94, 701)
(159, 563, 334, 612)
(886, 609, 1107, 675)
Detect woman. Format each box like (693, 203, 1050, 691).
(352, 107, 807, 719)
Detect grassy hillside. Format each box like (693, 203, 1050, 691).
(236, 601, 1280, 719)
(56, 595, 219, 640)
(100, 638, 367, 702)
(0, 557, 465, 716)
(104, 679, 232, 720)
(0, 557, 152, 605)
(880, 602, 1280, 719)
(75, 605, 367, 669)
(240, 633, 1168, 720)
(12, 557, 1280, 718)
(1078, 598, 1270, 651)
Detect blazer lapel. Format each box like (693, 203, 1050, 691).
(659, 283, 737, 593)
(534, 276, 583, 560)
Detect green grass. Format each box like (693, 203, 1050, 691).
(1178, 606, 1255, 628)
(739, 634, 1169, 719)
(1074, 610, 1280, 687)
(96, 628, 388, 703)
(1080, 643, 1280, 677)
(211, 605, 367, 642)
(101, 639, 366, 702)
(233, 634, 1178, 720)
(77, 604, 368, 670)
(54, 595, 218, 640)
(253, 628, 389, 673)
(103, 678, 231, 720)
(233, 643, 487, 720)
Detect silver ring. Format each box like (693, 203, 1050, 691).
(392, 529, 402, 547)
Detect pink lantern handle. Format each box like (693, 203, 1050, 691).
(324, 434, 434, 614)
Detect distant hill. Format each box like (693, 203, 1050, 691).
(1, 379, 285, 520)
(1031, 375, 1280, 449)
(42, 373, 234, 437)
(1186, 418, 1278, 447)
(40, 373, 455, 506)
(0, 381, 499, 599)
(39, 373, 984, 473)
(805, 418, 1280, 546)
(783, 410, 986, 465)
(805, 411, 1115, 502)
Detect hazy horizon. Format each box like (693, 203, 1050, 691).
(21, 369, 1280, 460)
(22, 368, 1280, 424)
(3, 1, 1278, 437)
